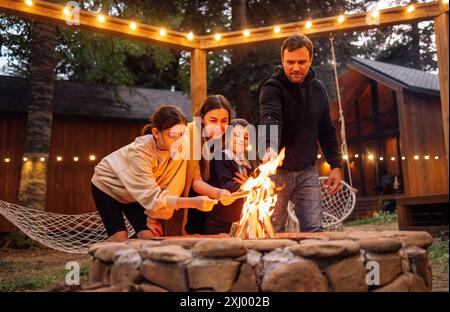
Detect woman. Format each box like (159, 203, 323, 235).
(91, 105, 218, 242)
(184, 95, 237, 234)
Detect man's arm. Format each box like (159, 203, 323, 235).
(318, 84, 342, 194)
(260, 83, 284, 162)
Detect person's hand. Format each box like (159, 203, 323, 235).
(146, 218, 163, 237)
(217, 189, 236, 206)
(326, 168, 342, 195)
(233, 171, 249, 185)
(262, 147, 278, 163)
(193, 196, 218, 212)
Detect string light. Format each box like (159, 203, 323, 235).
(247, 145, 252, 151)
(391, 157, 396, 161)
(435, 156, 440, 160)
(402, 156, 406, 160)
(337, 15, 346, 24)
(129, 22, 137, 30)
(24, 0, 33, 6)
(63, 7, 71, 16)
(23, 157, 28, 162)
(243, 29, 251, 37)
(73, 156, 79, 162)
(97, 14, 106, 23)
(56, 156, 63, 162)
(159, 28, 167, 36)
(305, 20, 313, 29)
(354, 154, 359, 158)
(379, 157, 384, 161)
(406, 4, 415, 13)
(4, 158, 10, 163)
(368, 154, 374, 161)
(274, 26, 281, 33)
(187, 31, 194, 41)
(317, 154, 322, 159)
(424, 155, 430, 160)
(89, 155, 96, 161)
(40, 157, 45, 162)
(214, 33, 221, 41)
(414, 155, 420, 160)
(342, 155, 349, 160)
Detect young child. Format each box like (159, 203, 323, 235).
(203, 118, 255, 234)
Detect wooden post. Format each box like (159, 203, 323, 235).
(434, 3, 449, 181)
(190, 49, 207, 116)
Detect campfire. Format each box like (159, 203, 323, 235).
(230, 148, 285, 239)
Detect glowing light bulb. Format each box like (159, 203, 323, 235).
(63, 7, 71, 16)
(89, 155, 96, 161)
(407, 5, 415, 13)
(435, 156, 439, 160)
(402, 156, 406, 160)
(73, 156, 79, 162)
(4, 158, 10, 163)
(25, 0, 33, 6)
(342, 155, 349, 160)
(214, 33, 221, 41)
(317, 154, 322, 159)
(338, 15, 346, 24)
(187, 31, 194, 41)
(424, 155, 430, 160)
(56, 156, 63, 162)
(379, 157, 384, 161)
(274, 26, 281, 33)
(391, 157, 396, 161)
(97, 14, 106, 23)
(414, 155, 420, 160)
(305, 20, 313, 29)
(243, 29, 250, 37)
(368, 154, 374, 161)
(159, 28, 167, 36)
(40, 157, 45, 162)
(354, 154, 359, 158)
(23, 157, 28, 162)
(129, 22, 137, 30)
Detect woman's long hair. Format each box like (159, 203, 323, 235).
(195, 95, 232, 181)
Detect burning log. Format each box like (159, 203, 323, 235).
(230, 149, 285, 239)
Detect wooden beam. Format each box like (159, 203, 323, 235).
(0, 0, 200, 50)
(190, 49, 207, 116)
(434, 2, 449, 182)
(199, 2, 443, 50)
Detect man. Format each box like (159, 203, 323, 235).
(260, 34, 342, 233)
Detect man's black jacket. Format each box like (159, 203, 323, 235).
(260, 65, 341, 171)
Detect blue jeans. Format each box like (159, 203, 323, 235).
(270, 165, 323, 233)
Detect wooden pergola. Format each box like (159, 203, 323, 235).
(1, 0, 448, 178)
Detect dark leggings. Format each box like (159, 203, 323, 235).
(91, 183, 148, 237)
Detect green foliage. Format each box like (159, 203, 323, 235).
(0, 260, 90, 292)
(345, 210, 398, 226)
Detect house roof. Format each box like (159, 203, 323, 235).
(349, 57, 440, 97)
(0, 76, 192, 120)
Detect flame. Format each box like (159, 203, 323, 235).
(236, 148, 285, 238)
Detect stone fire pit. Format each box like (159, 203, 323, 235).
(86, 231, 433, 292)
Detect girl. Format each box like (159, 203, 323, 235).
(91, 105, 218, 242)
(204, 118, 255, 234)
(184, 95, 237, 234)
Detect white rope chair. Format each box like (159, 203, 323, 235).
(285, 176, 356, 232)
(0, 200, 134, 253)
